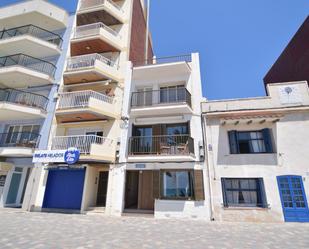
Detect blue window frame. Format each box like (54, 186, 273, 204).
(221, 178, 268, 208)
(228, 129, 273, 154)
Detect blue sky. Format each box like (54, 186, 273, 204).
(1, 0, 308, 99)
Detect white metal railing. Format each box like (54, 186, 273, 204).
(57, 90, 114, 109)
(73, 22, 120, 39)
(79, 0, 123, 12)
(51, 135, 113, 154)
(66, 53, 117, 71)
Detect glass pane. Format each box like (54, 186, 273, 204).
(162, 171, 192, 198)
(6, 173, 22, 204)
(177, 171, 190, 197)
(163, 171, 177, 197)
(160, 88, 168, 103)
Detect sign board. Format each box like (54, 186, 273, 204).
(135, 164, 146, 169)
(33, 148, 80, 164)
(64, 148, 80, 165)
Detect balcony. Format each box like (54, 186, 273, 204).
(0, 0, 68, 31)
(0, 54, 56, 88)
(0, 25, 63, 57)
(128, 135, 195, 162)
(130, 88, 192, 117)
(133, 55, 192, 82)
(0, 88, 48, 120)
(71, 22, 124, 56)
(77, 0, 125, 26)
(63, 53, 122, 84)
(56, 90, 119, 123)
(0, 132, 40, 157)
(51, 135, 116, 162)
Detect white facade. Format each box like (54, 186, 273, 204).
(202, 81, 309, 222)
(27, 0, 152, 214)
(107, 53, 209, 219)
(0, 0, 70, 210)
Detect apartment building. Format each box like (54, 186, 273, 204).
(29, 0, 154, 213)
(106, 53, 208, 219)
(0, 0, 70, 209)
(202, 80, 309, 222)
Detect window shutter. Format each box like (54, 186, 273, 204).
(194, 170, 205, 201)
(258, 178, 268, 208)
(153, 170, 160, 199)
(262, 128, 273, 153)
(221, 178, 228, 207)
(228, 130, 238, 154)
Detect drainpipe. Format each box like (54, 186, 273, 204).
(201, 109, 215, 221)
(145, 0, 150, 61)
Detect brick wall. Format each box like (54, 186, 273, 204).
(129, 0, 154, 65)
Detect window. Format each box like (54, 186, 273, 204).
(161, 170, 194, 200)
(166, 123, 188, 136)
(85, 131, 103, 137)
(221, 178, 267, 208)
(160, 85, 186, 103)
(5, 125, 40, 145)
(132, 126, 153, 153)
(228, 129, 273, 154)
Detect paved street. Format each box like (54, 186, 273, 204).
(0, 209, 308, 249)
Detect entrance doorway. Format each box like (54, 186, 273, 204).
(125, 170, 154, 212)
(277, 175, 309, 222)
(96, 171, 109, 207)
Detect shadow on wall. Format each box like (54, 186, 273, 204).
(216, 126, 278, 166)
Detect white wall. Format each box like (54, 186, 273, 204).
(203, 81, 309, 222)
(81, 166, 99, 212)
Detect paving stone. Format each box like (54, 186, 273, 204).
(0, 209, 308, 249)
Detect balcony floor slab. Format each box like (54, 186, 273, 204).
(0, 102, 46, 121)
(0, 35, 61, 58)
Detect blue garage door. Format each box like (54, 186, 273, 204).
(43, 168, 85, 210)
(277, 175, 309, 222)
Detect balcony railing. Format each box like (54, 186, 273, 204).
(79, 0, 123, 12)
(57, 90, 113, 109)
(0, 88, 48, 110)
(129, 135, 194, 156)
(0, 54, 56, 77)
(73, 22, 120, 39)
(0, 24, 63, 47)
(134, 54, 192, 67)
(131, 88, 191, 108)
(0, 132, 40, 148)
(51, 135, 112, 154)
(66, 53, 117, 71)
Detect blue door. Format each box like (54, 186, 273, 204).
(43, 168, 85, 210)
(277, 175, 309, 222)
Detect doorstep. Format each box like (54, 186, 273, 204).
(86, 206, 106, 215)
(122, 209, 154, 218)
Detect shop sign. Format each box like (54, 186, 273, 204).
(33, 148, 80, 164)
(64, 148, 80, 165)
